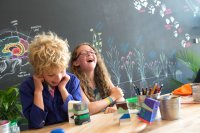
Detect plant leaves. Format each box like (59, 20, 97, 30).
(176, 49, 200, 75)
(0, 85, 23, 121)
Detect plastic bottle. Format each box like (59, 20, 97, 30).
(9, 120, 20, 133)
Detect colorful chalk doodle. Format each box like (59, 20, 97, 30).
(90, 28, 103, 53)
(131, 0, 192, 47)
(184, 0, 200, 17)
(0, 20, 41, 81)
(87, 0, 200, 96)
(105, 45, 179, 96)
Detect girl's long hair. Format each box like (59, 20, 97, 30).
(70, 42, 111, 101)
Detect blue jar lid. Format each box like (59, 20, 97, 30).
(51, 128, 65, 133)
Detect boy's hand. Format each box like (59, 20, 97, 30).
(58, 74, 70, 91)
(33, 74, 44, 92)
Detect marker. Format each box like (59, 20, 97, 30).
(145, 88, 148, 95)
(133, 86, 139, 95)
(136, 86, 141, 95)
(159, 84, 164, 93)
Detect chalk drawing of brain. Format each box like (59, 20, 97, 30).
(0, 31, 31, 79)
(1, 36, 29, 58)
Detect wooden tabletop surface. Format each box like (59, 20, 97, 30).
(21, 102, 200, 133)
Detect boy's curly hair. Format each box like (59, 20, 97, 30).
(29, 32, 70, 75)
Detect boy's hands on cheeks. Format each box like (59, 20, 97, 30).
(58, 74, 70, 102)
(33, 74, 44, 93)
(58, 74, 70, 91)
(33, 74, 45, 110)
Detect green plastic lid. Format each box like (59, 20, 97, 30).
(10, 120, 17, 126)
(126, 97, 138, 103)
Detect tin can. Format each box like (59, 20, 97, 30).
(191, 83, 200, 102)
(158, 95, 180, 120)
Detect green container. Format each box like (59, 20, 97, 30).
(126, 97, 138, 103)
(126, 97, 138, 109)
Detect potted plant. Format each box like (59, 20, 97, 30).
(176, 49, 200, 82)
(0, 85, 28, 130)
(170, 48, 200, 88)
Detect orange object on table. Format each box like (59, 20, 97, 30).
(172, 83, 192, 96)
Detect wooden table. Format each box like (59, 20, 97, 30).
(21, 104, 200, 133)
(141, 103, 200, 133)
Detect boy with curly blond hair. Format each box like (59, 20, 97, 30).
(20, 32, 82, 128)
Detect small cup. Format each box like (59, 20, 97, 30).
(126, 97, 139, 114)
(158, 95, 180, 120)
(191, 83, 200, 102)
(0, 120, 10, 133)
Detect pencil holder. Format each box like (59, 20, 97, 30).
(149, 92, 161, 99)
(137, 95, 146, 107)
(137, 92, 161, 107)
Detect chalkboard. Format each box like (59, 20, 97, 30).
(1, 0, 200, 97)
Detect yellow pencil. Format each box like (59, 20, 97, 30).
(151, 83, 157, 95)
